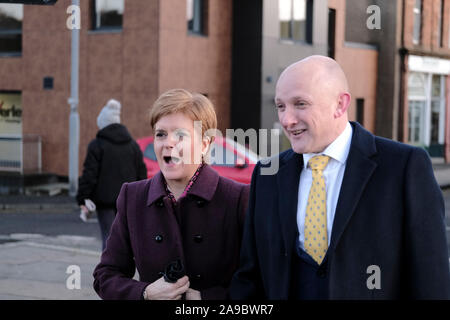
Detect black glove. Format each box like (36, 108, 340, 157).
(161, 259, 185, 283)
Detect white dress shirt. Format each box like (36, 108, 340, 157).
(297, 122, 353, 251)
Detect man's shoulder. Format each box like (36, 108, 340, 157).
(259, 149, 296, 167)
(351, 122, 422, 159)
(372, 135, 427, 160)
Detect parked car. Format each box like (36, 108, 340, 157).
(136, 135, 258, 184)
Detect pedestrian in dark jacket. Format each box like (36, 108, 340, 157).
(93, 89, 250, 300)
(76, 99, 147, 250)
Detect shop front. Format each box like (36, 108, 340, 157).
(407, 55, 449, 158)
(0, 91, 22, 172)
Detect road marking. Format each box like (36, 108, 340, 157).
(3, 241, 101, 257)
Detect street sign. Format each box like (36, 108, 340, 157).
(0, 0, 57, 4)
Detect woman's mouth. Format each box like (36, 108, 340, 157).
(163, 156, 181, 165)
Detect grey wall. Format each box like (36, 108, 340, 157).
(345, 0, 401, 139)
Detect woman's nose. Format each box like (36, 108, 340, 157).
(163, 134, 177, 148)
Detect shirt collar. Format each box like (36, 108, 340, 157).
(146, 164, 219, 206)
(164, 163, 205, 203)
(302, 122, 353, 169)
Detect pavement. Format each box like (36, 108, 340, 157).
(0, 195, 102, 299)
(0, 161, 449, 300)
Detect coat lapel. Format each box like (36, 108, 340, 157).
(277, 151, 303, 256)
(329, 122, 378, 251)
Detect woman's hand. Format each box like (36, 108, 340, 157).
(80, 205, 88, 214)
(185, 288, 202, 300)
(143, 276, 190, 300)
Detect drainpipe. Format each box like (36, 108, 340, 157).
(68, 0, 80, 197)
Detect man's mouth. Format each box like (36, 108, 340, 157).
(163, 156, 181, 165)
(290, 129, 306, 136)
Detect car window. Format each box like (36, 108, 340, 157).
(144, 142, 157, 161)
(210, 144, 236, 167)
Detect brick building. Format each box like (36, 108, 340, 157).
(400, 0, 450, 161)
(0, 0, 232, 179)
(346, 0, 450, 161)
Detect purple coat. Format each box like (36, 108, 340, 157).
(93, 164, 250, 300)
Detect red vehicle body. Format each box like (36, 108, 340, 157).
(136, 136, 258, 184)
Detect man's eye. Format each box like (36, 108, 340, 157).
(276, 104, 284, 110)
(155, 132, 166, 138)
(295, 101, 307, 107)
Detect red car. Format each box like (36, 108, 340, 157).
(136, 136, 258, 184)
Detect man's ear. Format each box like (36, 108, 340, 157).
(334, 92, 351, 118)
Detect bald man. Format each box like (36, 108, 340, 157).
(230, 56, 450, 299)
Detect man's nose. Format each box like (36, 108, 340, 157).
(279, 106, 297, 128)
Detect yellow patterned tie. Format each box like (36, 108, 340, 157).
(304, 155, 330, 265)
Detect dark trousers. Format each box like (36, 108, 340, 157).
(97, 208, 116, 251)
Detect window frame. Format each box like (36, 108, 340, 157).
(187, 0, 208, 36)
(0, 3, 23, 56)
(90, 0, 124, 32)
(279, 0, 313, 45)
(412, 0, 422, 45)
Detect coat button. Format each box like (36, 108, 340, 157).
(317, 268, 327, 278)
(193, 235, 203, 243)
(196, 200, 205, 207)
(155, 235, 163, 243)
(195, 274, 202, 280)
(156, 200, 164, 208)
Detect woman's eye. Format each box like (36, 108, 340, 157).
(176, 132, 188, 140)
(155, 132, 166, 138)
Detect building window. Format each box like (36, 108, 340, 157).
(0, 4, 22, 55)
(328, 8, 336, 58)
(187, 0, 208, 35)
(438, 0, 444, 47)
(92, 0, 123, 31)
(356, 98, 365, 126)
(279, 0, 313, 43)
(412, 0, 422, 45)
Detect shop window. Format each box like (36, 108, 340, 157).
(279, 0, 313, 43)
(0, 91, 22, 172)
(408, 72, 445, 155)
(430, 74, 445, 145)
(0, 4, 22, 55)
(408, 73, 426, 145)
(92, 0, 123, 31)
